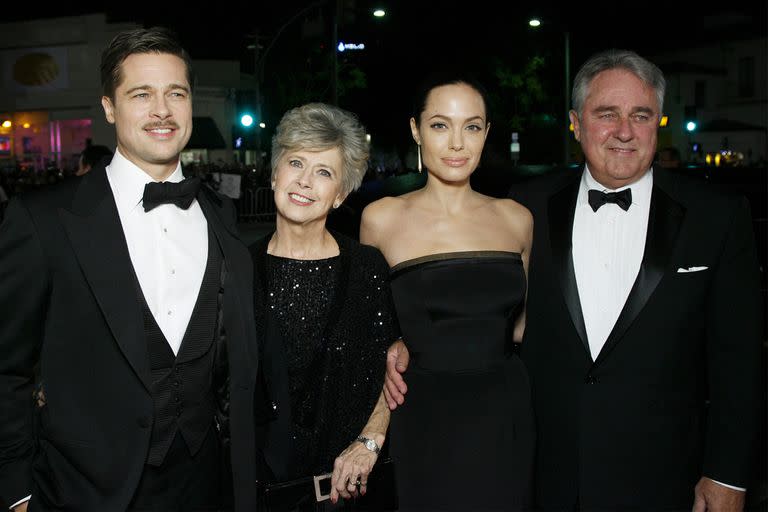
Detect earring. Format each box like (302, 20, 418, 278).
(417, 144, 422, 173)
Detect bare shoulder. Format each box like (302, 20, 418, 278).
(360, 195, 409, 245)
(361, 196, 407, 226)
(490, 197, 533, 231)
(488, 198, 533, 255)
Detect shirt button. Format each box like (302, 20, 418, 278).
(167, 310, 172, 316)
(163, 227, 168, 233)
(171, 269, 176, 275)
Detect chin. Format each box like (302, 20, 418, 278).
(148, 150, 183, 165)
(432, 168, 473, 182)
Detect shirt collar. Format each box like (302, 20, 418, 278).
(106, 148, 184, 215)
(578, 164, 654, 211)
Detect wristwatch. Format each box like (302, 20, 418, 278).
(355, 435, 381, 454)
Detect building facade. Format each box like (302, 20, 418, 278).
(653, 37, 767, 166)
(0, 14, 239, 172)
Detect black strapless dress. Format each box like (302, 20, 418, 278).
(388, 252, 535, 511)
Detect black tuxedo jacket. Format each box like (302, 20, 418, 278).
(0, 163, 258, 511)
(510, 167, 762, 510)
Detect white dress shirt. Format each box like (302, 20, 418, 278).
(106, 148, 208, 355)
(572, 165, 652, 361)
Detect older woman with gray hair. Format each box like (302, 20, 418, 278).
(250, 103, 399, 510)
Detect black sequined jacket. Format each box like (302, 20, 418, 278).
(249, 231, 399, 480)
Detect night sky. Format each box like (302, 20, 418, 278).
(4, 0, 766, 159)
(7, 1, 764, 62)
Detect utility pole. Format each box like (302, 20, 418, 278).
(251, 29, 263, 162)
(331, 0, 342, 105)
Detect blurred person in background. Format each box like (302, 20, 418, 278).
(76, 144, 114, 176)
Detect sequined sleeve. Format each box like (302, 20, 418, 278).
(312, 243, 399, 473)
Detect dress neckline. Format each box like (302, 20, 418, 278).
(390, 250, 522, 276)
(267, 253, 340, 264)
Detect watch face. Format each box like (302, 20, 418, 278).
(365, 439, 376, 451)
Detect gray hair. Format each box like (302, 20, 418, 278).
(271, 103, 369, 197)
(572, 49, 666, 116)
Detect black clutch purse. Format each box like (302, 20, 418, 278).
(256, 457, 397, 511)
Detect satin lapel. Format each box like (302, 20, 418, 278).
(196, 187, 258, 378)
(595, 176, 685, 364)
(58, 165, 151, 391)
(548, 177, 590, 356)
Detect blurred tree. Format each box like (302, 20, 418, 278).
(492, 55, 549, 132)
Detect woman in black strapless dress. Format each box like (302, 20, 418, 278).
(361, 75, 535, 511)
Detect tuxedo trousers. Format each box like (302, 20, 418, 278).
(128, 424, 232, 512)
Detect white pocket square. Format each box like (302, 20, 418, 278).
(677, 266, 708, 273)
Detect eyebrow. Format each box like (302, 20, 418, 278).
(124, 83, 190, 95)
(592, 105, 655, 114)
(287, 154, 337, 172)
(427, 114, 486, 123)
(313, 162, 337, 172)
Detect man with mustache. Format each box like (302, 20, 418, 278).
(0, 27, 258, 511)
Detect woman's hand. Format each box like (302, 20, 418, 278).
(329, 436, 381, 503)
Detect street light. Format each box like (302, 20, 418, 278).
(240, 114, 254, 128)
(528, 18, 571, 166)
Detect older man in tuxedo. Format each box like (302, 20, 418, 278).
(0, 28, 258, 511)
(384, 49, 762, 511)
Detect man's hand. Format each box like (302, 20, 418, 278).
(693, 477, 746, 512)
(12, 501, 29, 512)
(384, 340, 409, 410)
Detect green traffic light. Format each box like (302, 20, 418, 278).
(240, 114, 254, 127)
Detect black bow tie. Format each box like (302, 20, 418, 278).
(142, 177, 201, 212)
(588, 188, 632, 212)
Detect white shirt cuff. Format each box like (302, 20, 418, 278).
(710, 478, 746, 492)
(9, 496, 30, 510)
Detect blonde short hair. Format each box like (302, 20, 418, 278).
(271, 103, 369, 197)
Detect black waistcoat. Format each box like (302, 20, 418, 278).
(134, 228, 224, 467)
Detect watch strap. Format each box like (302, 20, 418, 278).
(355, 435, 381, 454)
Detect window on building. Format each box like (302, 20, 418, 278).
(738, 56, 755, 98)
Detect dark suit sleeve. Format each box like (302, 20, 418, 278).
(702, 196, 763, 488)
(507, 181, 529, 205)
(0, 198, 50, 507)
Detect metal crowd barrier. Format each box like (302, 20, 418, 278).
(237, 187, 276, 222)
